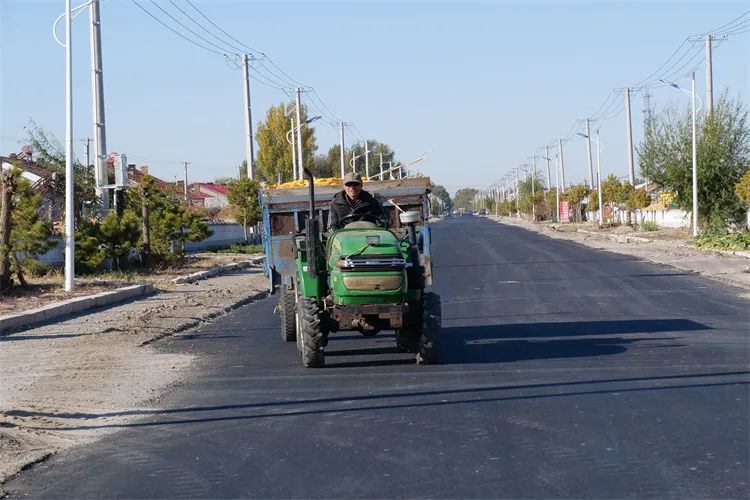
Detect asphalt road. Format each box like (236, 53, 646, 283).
(6, 217, 749, 498)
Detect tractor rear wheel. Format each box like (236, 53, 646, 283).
(279, 287, 297, 342)
(416, 292, 441, 364)
(297, 296, 325, 368)
(396, 328, 419, 353)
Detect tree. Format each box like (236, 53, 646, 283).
(26, 121, 98, 222)
(0, 168, 55, 289)
(126, 174, 212, 263)
(255, 102, 317, 184)
(735, 168, 750, 208)
(430, 184, 452, 215)
(517, 174, 546, 218)
(563, 184, 589, 222)
(349, 140, 396, 179)
(639, 93, 750, 233)
(453, 188, 478, 210)
(227, 177, 261, 241)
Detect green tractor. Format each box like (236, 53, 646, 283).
(279, 169, 441, 368)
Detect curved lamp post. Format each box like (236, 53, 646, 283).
(660, 74, 702, 237)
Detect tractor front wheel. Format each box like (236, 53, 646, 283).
(297, 296, 326, 368)
(279, 287, 297, 342)
(416, 292, 441, 364)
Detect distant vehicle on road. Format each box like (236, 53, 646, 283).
(478, 208, 487, 216)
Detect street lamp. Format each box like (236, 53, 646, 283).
(659, 73, 701, 237)
(286, 115, 320, 180)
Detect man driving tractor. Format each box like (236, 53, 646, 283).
(328, 173, 385, 231)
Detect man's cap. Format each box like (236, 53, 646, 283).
(343, 173, 362, 185)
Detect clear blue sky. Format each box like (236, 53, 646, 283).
(1, 1, 748, 195)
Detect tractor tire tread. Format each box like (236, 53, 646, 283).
(297, 296, 325, 368)
(279, 288, 296, 342)
(417, 292, 441, 364)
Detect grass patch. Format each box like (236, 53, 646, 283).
(639, 221, 659, 232)
(205, 243, 264, 254)
(694, 232, 750, 251)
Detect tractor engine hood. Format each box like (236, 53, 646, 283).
(327, 228, 406, 271)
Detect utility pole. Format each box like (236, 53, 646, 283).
(295, 88, 304, 181)
(339, 122, 346, 178)
(585, 118, 594, 188)
(83, 138, 91, 168)
(89, 0, 108, 213)
(624, 87, 635, 185)
(242, 53, 255, 179)
(290, 117, 297, 181)
(364, 140, 369, 179)
(379, 153, 384, 180)
(544, 146, 551, 192)
(555, 155, 560, 222)
(595, 129, 603, 225)
(705, 35, 713, 118)
(558, 138, 566, 191)
(183, 161, 189, 204)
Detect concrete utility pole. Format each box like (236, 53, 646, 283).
(89, 0, 108, 213)
(595, 129, 604, 225)
(705, 35, 714, 118)
(242, 54, 255, 179)
(624, 87, 635, 185)
(65, 0, 74, 291)
(183, 162, 189, 204)
(364, 140, 370, 179)
(379, 153, 384, 180)
(558, 138, 566, 191)
(83, 138, 91, 169)
(290, 117, 297, 180)
(585, 118, 594, 188)
(555, 155, 560, 222)
(295, 88, 304, 181)
(544, 146, 552, 192)
(339, 122, 346, 178)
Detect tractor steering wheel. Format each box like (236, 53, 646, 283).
(338, 213, 387, 228)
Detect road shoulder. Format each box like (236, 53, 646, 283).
(490, 216, 750, 292)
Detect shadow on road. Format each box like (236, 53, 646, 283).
(439, 318, 708, 364)
(8, 371, 746, 431)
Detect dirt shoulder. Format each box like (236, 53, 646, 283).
(491, 216, 750, 293)
(0, 266, 270, 488)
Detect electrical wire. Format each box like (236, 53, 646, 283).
(147, 0, 236, 55)
(628, 39, 690, 88)
(129, 0, 226, 56)
(697, 9, 750, 35)
(184, 0, 263, 55)
(167, 0, 244, 55)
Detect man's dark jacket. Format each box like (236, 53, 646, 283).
(328, 190, 385, 231)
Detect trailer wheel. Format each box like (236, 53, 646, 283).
(297, 296, 325, 368)
(279, 287, 297, 342)
(416, 292, 441, 364)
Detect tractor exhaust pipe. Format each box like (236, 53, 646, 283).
(304, 168, 319, 277)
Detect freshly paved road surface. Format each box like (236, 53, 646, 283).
(6, 217, 749, 498)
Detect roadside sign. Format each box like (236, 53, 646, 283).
(559, 201, 572, 222)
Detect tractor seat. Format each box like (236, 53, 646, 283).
(344, 221, 377, 228)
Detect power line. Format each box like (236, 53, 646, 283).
(698, 8, 750, 35)
(184, 0, 263, 55)
(147, 0, 237, 55)
(129, 0, 225, 56)
(167, 0, 244, 54)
